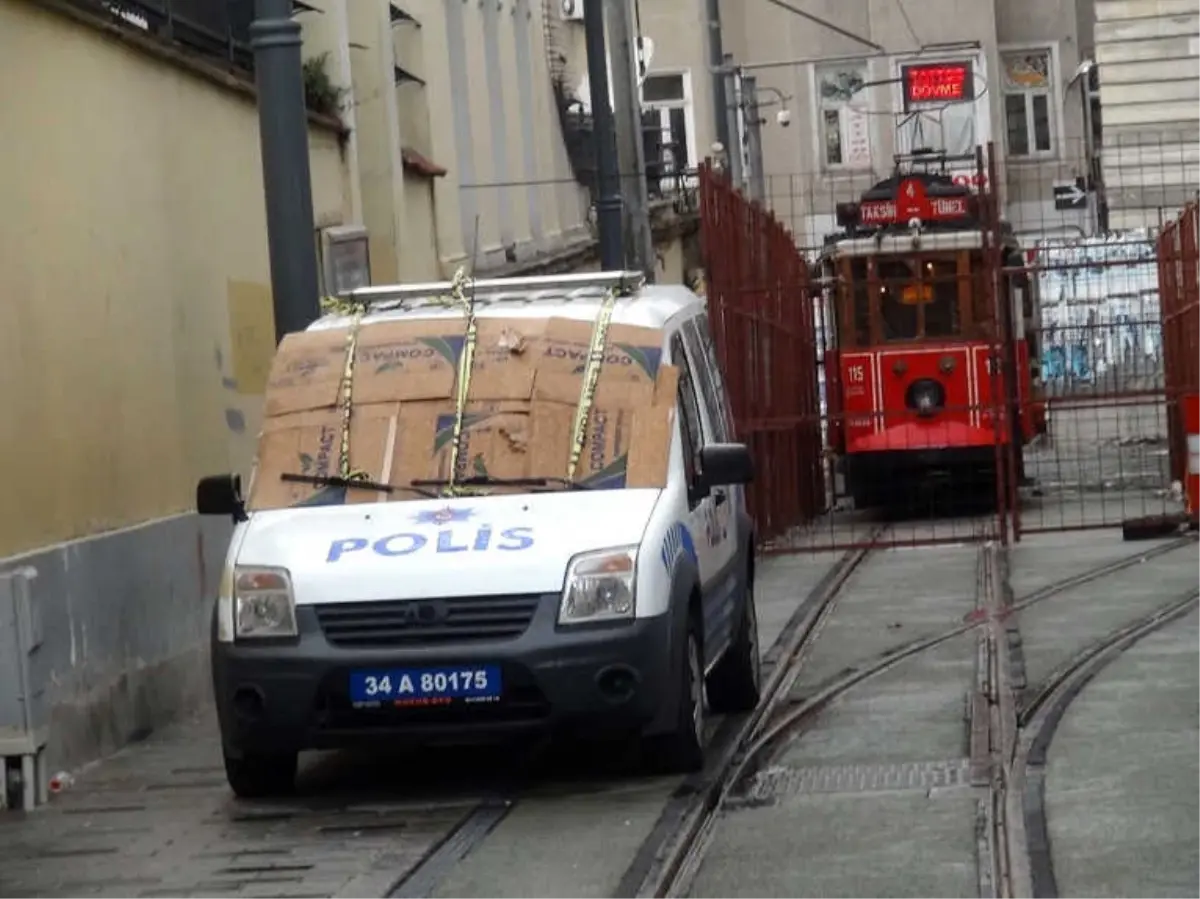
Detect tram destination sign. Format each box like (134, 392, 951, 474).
(856, 178, 972, 226)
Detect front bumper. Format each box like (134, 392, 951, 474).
(212, 595, 676, 756)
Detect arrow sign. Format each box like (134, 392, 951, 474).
(1053, 178, 1088, 211)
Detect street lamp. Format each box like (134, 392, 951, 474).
(1066, 58, 1102, 235)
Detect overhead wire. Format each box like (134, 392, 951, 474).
(758, 0, 884, 52)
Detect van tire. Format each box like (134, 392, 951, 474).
(645, 620, 705, 774)
(224, 751, 297, 799)
(706, 583, 761, 714)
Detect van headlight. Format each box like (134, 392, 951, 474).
(233, 566, 298, 639)
(559, 547, 637, 625)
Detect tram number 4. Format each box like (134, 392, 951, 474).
(847, 364, 866, 384)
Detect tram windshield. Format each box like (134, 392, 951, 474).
(845, 254, 967, 347)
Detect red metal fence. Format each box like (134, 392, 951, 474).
(698, 162, 824, 547)
(1158, 201, 1200, 502)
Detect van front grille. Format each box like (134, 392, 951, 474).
(313, 595, 543, 647)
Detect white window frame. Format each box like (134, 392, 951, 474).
(888, 50, 991, 185)
(999, 43, 1063, 161)
(811, 61, 873, 172)
(640, 69, 699, 189)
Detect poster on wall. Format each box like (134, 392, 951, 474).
(844, 107, 871, 168)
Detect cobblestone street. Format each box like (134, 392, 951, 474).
(3, 532, 1194, 899)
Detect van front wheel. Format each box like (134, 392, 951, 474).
(224, 750, 297, 799)
(706, 583, 761, 713)
(645, 621, 705, 774)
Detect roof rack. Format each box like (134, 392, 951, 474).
(341, 270, 647, 308)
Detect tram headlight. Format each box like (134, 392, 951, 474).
(906, 379, 946, 417)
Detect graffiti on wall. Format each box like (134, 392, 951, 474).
(1034, 232, 1162, 390)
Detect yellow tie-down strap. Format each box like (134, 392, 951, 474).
(441, 267, 482, 497)
(319, 293, 372, 483)
(319, 267, 480, 493)
(322, 275, 615, 496)
(566, 288, 618, 484)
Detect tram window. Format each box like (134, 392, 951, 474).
(974, 266, 991, 332)
(852, 281, 871, 346)
(848, 261, 871, 346)
(878, 260, 919, 341)
(923, 259, 960, 337)
(874, 258, 961, 340)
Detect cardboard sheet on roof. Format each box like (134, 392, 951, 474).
(387, 373, 678, 493)
(263, 319, 468, 416)
(247, 403, 400, 510)
(249, 310, 679, 510)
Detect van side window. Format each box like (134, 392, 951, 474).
(671, 333, 705, 495)
(684, 315, 733, 443)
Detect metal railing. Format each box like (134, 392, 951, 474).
(59, 0, 278, 73)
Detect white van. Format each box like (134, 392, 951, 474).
(196, 271, 760, 798)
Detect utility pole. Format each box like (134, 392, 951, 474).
(606, 0, 654, 279)
(251, 0, 321, 343)
(582, 0, 625, 270)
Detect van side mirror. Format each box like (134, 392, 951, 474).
(697, 443, 754, 493)
(197, 474, 247, 522)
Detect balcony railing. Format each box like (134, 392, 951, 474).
(557, 92, 696, 214)
(61, 0, 315, 74)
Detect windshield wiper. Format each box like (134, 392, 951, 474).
(409, 476, 594, 491)
(281, 473, 439, 499)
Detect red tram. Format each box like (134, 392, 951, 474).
(816, 152, 1047, 509)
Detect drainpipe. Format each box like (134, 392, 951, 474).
(251, 0, 321, 341)
(583, 0, 625, 269)
(706, 0, 731, 152)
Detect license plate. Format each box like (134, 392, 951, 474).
(349, 665, 502, 708)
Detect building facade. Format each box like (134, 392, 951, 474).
(627, 0, 1196, 244)
(299, 0, 594, 282)
(1092, 0, 1199, 232)
(713, 0, 1103, 247)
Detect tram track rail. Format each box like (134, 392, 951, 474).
(386, 532, 1196, 899)
(1011, 588, 1200, 899)
(614, 532, 882, 899)
(389, 533, 886, 899)
(625, 532, 1197, 899)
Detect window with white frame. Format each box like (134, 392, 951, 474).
(1002, 51, 1054, 157)
(641, 71, 696, 189)
(816, 63, 871, 169)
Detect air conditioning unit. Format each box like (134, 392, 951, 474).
(319, 225, 371, 296)
(560, 0, 585, 22)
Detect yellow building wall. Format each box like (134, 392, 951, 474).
(0, 0, 351, 557)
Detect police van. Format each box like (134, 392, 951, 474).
(196, 270, 760, 798)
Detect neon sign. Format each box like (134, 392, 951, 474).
(902, 61, 974, 108)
